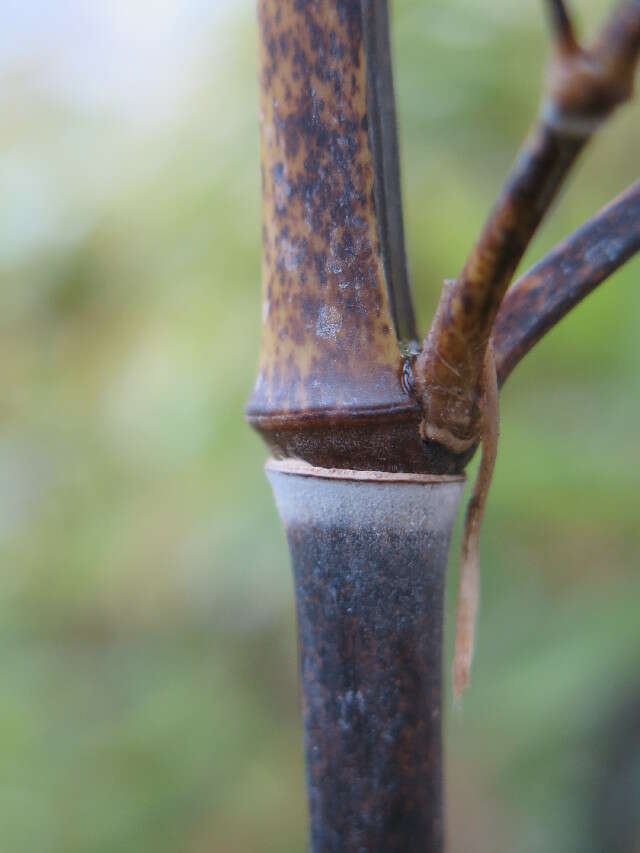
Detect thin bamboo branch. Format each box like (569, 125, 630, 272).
(493, 180, 640, 386)
(414, 0, 640, 454)
(545, 0, 578, 52)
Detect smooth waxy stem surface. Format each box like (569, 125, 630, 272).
(268, 461, 465, 853)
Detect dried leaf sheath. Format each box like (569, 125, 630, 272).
(453, 344, 499, 701)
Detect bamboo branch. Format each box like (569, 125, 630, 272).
(545, 0, 577, 52)
(414, 0, 640, 454)
(493, 179, 640, 386)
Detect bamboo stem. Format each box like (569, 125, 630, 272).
(493, 180, 640, 385)
(268, 460, 464, 853)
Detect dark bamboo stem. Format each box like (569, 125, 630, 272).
(248, 3, 465, 849)
(268, 461, 464, 853)
(247, 0, 439, 474)
(493, 180, 640, 385)
(414, 0, 640, 453)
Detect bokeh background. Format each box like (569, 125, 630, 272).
(1, 1, 639, 851)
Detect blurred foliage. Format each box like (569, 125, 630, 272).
(0, 1, 638, 851)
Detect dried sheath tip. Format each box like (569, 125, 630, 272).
(453, 343, 499, 703)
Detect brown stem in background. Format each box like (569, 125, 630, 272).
(493, 180, 640, 386)
(414, 0, 640, 454)
(545, 0, 578, 52)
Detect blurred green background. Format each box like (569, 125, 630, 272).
(1, 1, 638, 851)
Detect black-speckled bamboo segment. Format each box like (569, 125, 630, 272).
(246, 1, 446, 473)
